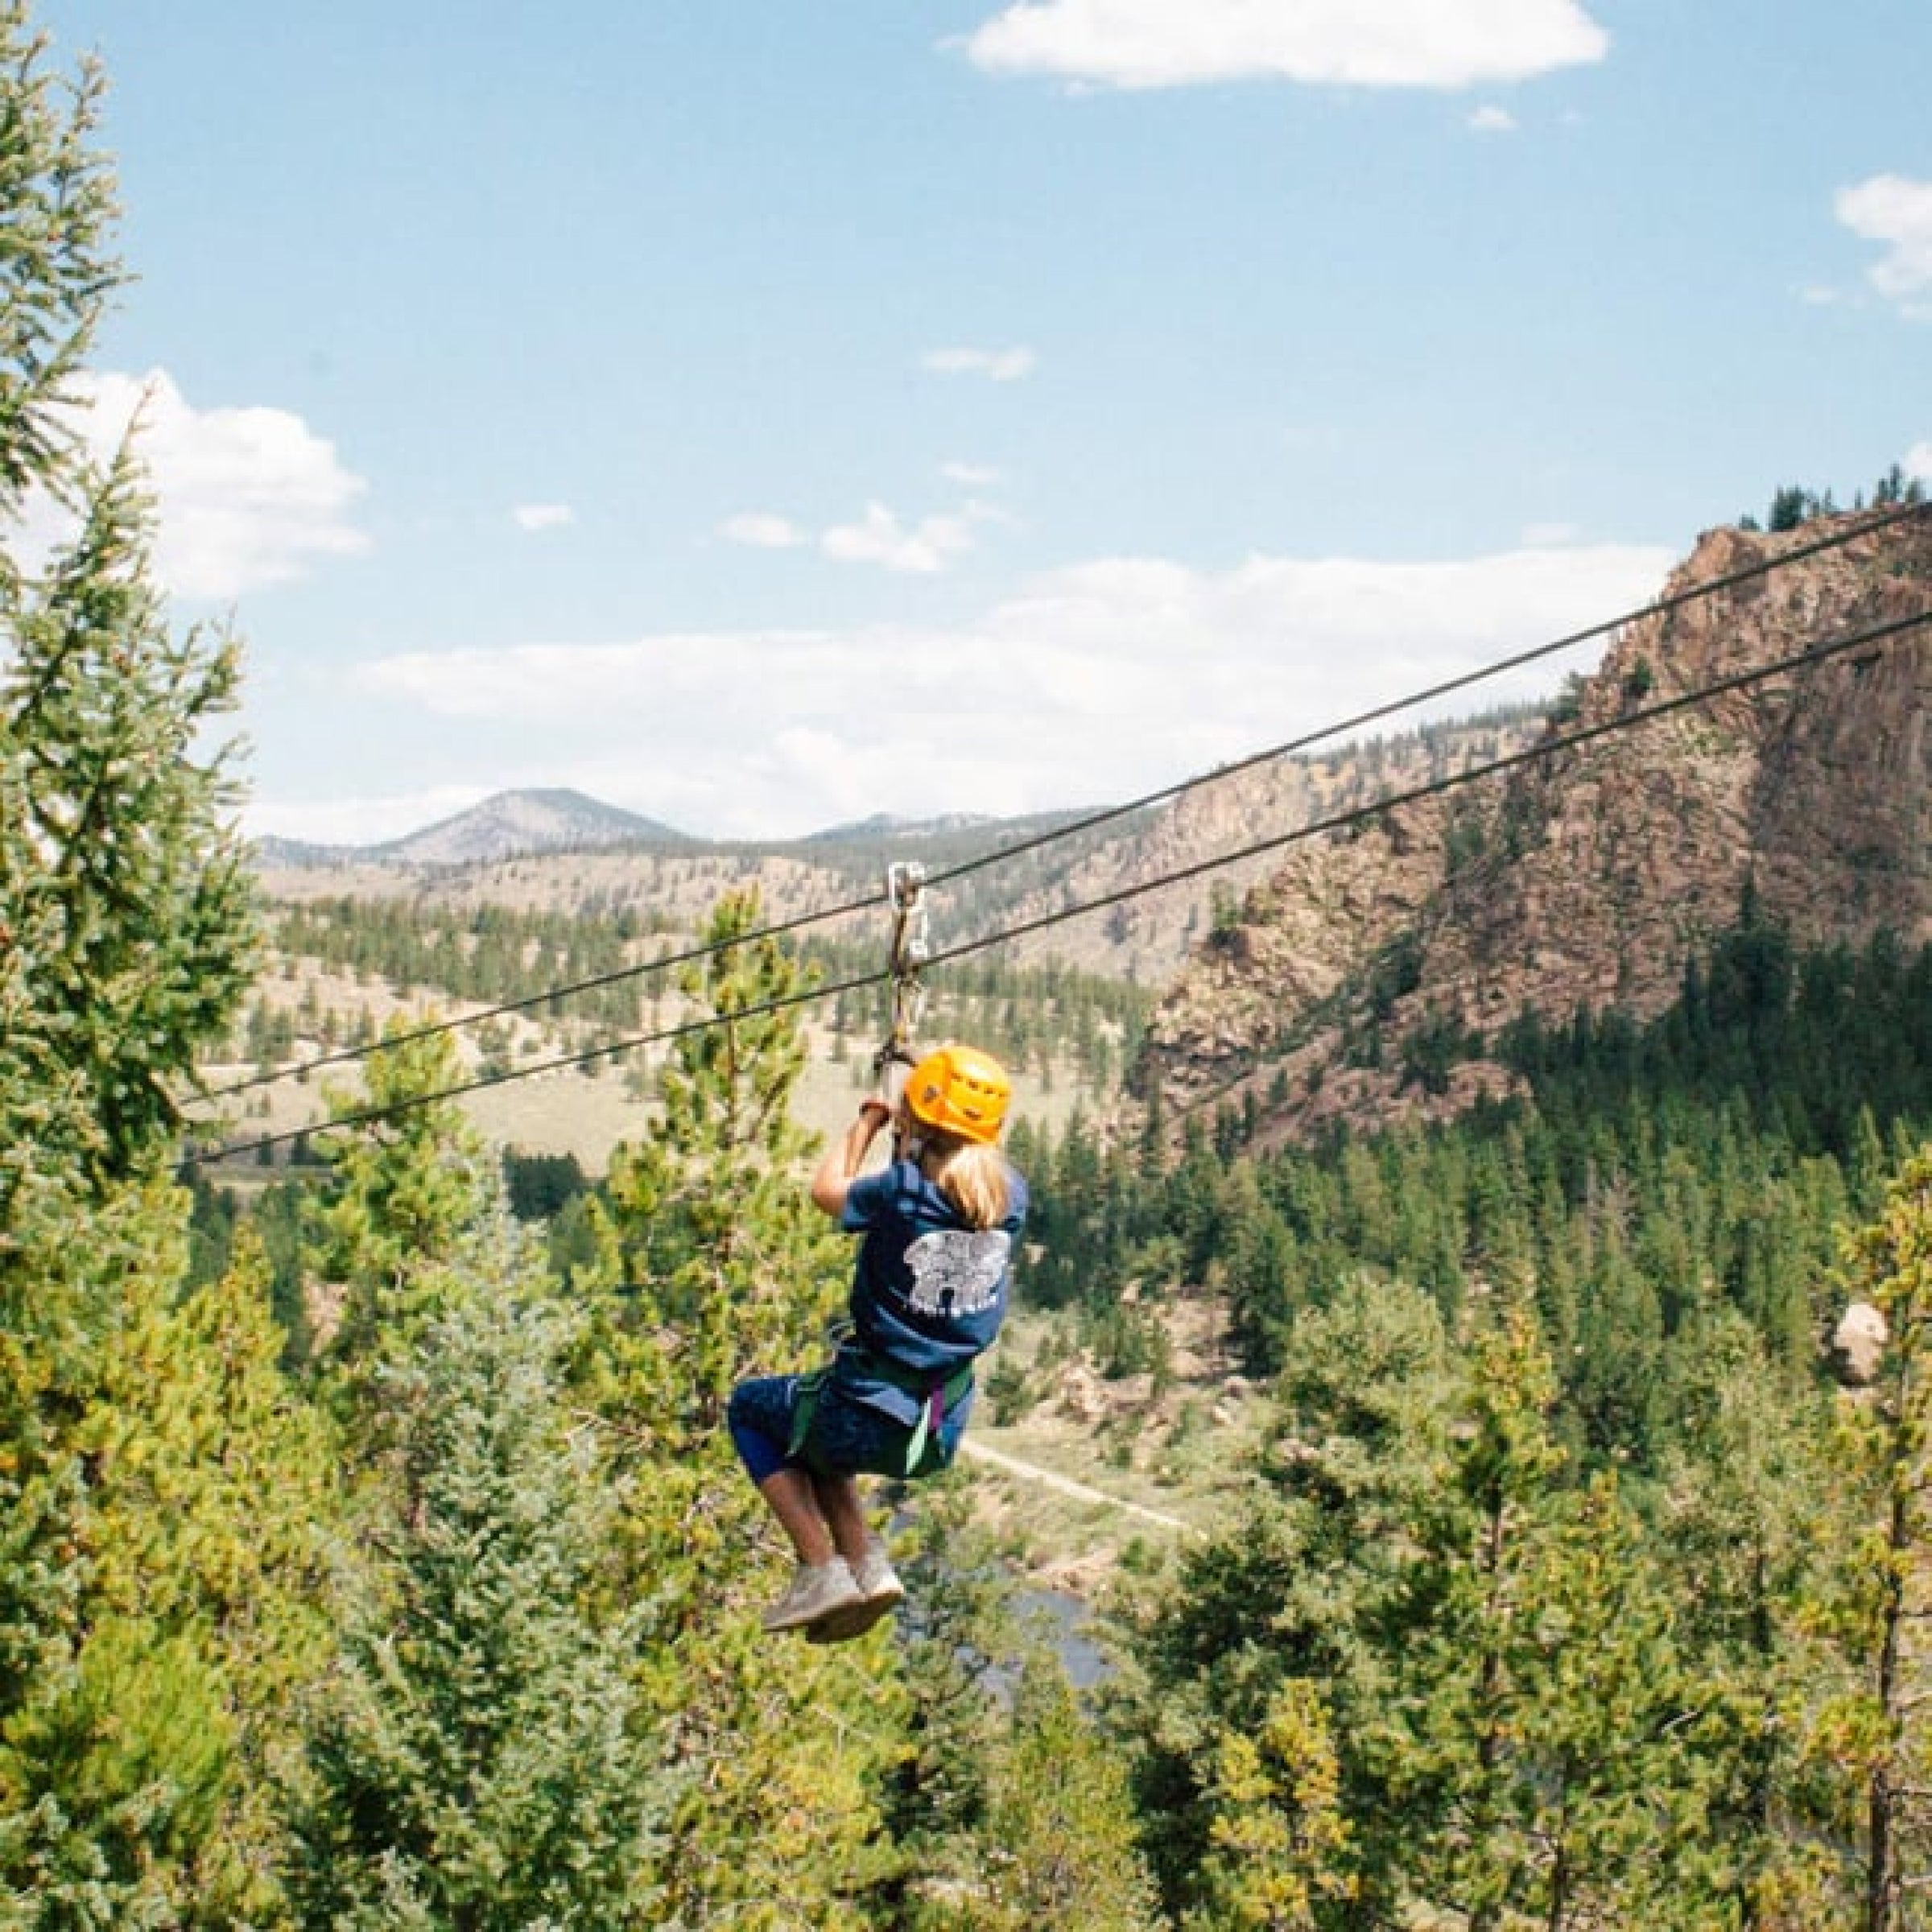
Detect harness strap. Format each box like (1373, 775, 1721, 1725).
(785, 1365, 831, 1463)
(786, 1356, 976, 1476)
(901, 1361, 976, 1476)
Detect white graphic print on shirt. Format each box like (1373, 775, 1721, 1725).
(905, 1229, 1009, 1319)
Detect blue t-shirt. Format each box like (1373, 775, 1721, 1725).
(839, 1157, 1028, 1378)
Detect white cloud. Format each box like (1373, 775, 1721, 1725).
(512, 502, 573, 532)
(340, 538, 1674, 840)
(1468, 104, 1517, 133)
(1905, 441, 1932, 481)
(720, 510, 807, 549)
(720, 496, 1004, 573)
(1836, 174, 1932, 315)
(942, 460, 1005, 487)
(960, 0, 1609, 92)
(922, 345, 1038, 382)
(59, 369, 369, 597)
(822, 501, 983, 573)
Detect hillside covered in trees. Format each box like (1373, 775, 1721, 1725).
(1143, 494, 1932, 1146)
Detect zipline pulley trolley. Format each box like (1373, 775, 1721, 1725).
(876, 861, 930, 1080)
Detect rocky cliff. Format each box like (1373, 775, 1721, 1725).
(1140, 508, 1932, 1141)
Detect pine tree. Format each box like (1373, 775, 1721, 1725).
(287, 1231, 671, 1930)
(0, 1182, 338, 1922)
(593, 887, 845, 1425)
(1184, 1678, 1356, 1930)
(1381, 1303, 1711, 1926)
(570, 890, 909, 1923)
(0, 8, 273, 1913)
(1654, 1307, 1864, 1924)
(1829, 1146, 1932, 1931)
(1121, 1282, 1734, 1926)
(3, 446, 254, 1216)
(1120, 1277, 1460, 1922)
(0, 5, 252, 1222)
(307, 1021, 500, 1382)
(876, 1479, 1020, 1913)
(76, 1224, 341, 1920)
(972, 1666, 1162, 1931)
(1220, 1171, 1304, 1377)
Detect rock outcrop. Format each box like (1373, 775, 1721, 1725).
(1832, 1301, 1889, 1387)
(1141, 509, 1932, 1141)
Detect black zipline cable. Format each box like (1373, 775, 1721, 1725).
(206, 499, 1932, 1103)
(200, 881, 888, 1099)
(919, 498, 1932, 891)
(182, 594, 1932, 1170)
(916, 601, 1932, 972)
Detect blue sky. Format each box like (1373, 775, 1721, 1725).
(28, 0, 1932, 843)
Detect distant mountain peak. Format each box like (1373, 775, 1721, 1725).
(378, 790, 691, 865)
(253, 789, 692, 871)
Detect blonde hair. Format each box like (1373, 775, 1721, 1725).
(918, 1131, 1012, 1232)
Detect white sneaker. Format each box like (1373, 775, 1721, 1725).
(852, 1542, 904, 1601)
(762, 1559, 861, 1634)
(808, 1542, 906, 1645)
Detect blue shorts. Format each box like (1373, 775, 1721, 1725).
(727, 1370, 974, 1484)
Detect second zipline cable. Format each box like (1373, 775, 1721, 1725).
(206, 501, 1932, 1102)
(184, 592, 1932, 1168)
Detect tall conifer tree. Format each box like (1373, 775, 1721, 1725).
(0, 6, 287, 1914)
(287, 1239, 670, 1929)
(1831, 1147, 1932, 1931)
(972, 1666, 1162, 1930)
(574, 890, 910, 1922)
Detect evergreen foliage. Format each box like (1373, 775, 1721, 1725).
(569, 890, 913, 1923)
(1652, 1308, 1864, 1921)
(1183, 1676, 1355, 1930)
(0, 10, 308, 1917)
(1111, 1274, 1886, 1925)
(591, 888, 846, 1422)
(286, 1239, 669, 1928)
(1830, 1149, 1932, 1928)
(972, 1665, 1162, 1930)
(308, 1023, 501, 1381)
(878, 1483, 1012, 1864)
(1743, 469, 1925, 531)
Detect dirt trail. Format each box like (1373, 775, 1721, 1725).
(959, 1439, 1193, 1533)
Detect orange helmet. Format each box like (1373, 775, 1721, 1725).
(903, 1044, 1010, 1145)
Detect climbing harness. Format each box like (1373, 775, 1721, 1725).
(786, 1347, 976, 1479)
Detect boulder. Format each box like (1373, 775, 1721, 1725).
(1057, 1362, 1108, 1423)
(1832, 1301, 1889, 1387)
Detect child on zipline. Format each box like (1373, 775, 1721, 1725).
(728, 1043, 1027, 1641)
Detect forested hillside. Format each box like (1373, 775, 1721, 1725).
(251, 707, 1543, 988)
(1145, 497, 1932, 1142)
(203, 892, 1153, 1172)
(12, 8, 1932, 1926)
